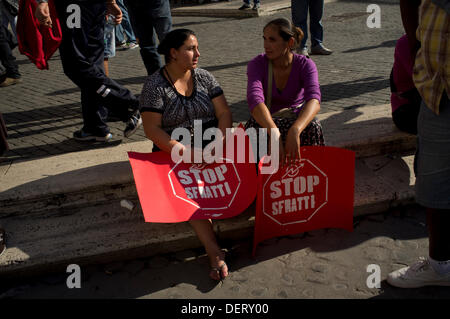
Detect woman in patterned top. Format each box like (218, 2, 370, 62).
(140, 29, 232, 281)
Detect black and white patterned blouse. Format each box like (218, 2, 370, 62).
(140, 67, 224, 135)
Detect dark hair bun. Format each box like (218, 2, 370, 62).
(157, 29, 196, 63)
(157, 42, 168, 55)
(264, 18, 304, 50)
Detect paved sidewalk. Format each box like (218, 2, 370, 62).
(3, 204, 450, 299)
(0, 0, 401, 165)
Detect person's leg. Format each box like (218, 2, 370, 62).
(291, 0, 309, 50)
(427, 209, 450, 261)
(0, 25, 20, 80)
(151, 0, 172, 51)
(420, 93, 450, 262)
(115, 24, 126, 45)
(309, 0, 332, 54)
(125, 0, 164, 75)
(189, 219, 229, 280)
(239, 0, 251, 9)
(56, 1, 139, 137)
(415, 93, 450, 211)
(2, 7, 17, 44)
(116, 0, 137, 44)
(103, 58, 109, 77)
(387, 93, 450, 288)
(55, 0, 109, 136)
(308, 0, 324, 48)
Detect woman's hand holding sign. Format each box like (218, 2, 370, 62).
(285, 125, 302, 165)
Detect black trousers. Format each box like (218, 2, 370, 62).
(0, 24, 20, 79)
(55, 0, 139, 135)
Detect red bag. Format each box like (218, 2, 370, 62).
(17, 0, 62, 70)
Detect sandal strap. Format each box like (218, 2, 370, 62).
(210, 262, 227, 280)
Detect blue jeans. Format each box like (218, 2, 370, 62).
(125, 0, 172, 75)
(291, 0, 324, 49)
(104, 16, 116, 58)
(415, 92, 450, 209)
(115, 0, 136, 44)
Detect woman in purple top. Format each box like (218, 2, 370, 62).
(245, 18, 324, 164)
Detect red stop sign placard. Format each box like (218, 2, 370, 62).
(168, 159, 241, 211)
(253, 146, 355, 256)
(263, 160, 328, 226)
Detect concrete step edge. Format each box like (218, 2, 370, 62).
(0, 154, 416, 279)
(0, 103, 415, 213)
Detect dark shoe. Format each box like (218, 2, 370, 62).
(0, 77, 21, 87)
(73, 129, 113, 142)
(252, 3, 260, 10)
(310, 45, 333, 55)
(0, 228, 6, 258)
(124, 110, 142, 138)
(239, 3, 251, 10)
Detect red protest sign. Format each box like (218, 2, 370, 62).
(128, 128, 257, 223)
(253, 146, 355, 256)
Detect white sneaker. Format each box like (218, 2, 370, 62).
(387, 257, 450, 288)
(127, 42, 139, 50)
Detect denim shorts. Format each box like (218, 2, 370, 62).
(104, 21, 115, 58)
(415, 92, 450, 209)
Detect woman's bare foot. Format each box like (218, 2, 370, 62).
(209, 251, 229, 281)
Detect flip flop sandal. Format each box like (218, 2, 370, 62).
(0, 228, 6, 257)
(210, 262, 228, 281)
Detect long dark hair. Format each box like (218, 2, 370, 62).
(157, 29, 196, 63)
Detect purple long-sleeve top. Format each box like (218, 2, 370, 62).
(247, 53, 321, 115)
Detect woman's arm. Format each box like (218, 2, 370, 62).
(285, 98, 320, 162)
(141, 112, 182, 154)
(211, 94, 233, 137)
(247, 55, 274, 130)
(251, 103, 279, 133)
(290, 99, 320, 136)
(251, 103, 284, 164)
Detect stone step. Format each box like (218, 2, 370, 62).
(0, 153, 415, 279)
(0, 104, 415, 216)
(0, 103, 417, 278)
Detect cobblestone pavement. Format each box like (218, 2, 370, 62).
(2, 205, 450, 299)
(1, 0, 402, 164)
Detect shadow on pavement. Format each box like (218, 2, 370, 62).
(173, 18, 232, 28)
(321, 76, 389, 103)
(342, 40, 397, 54)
